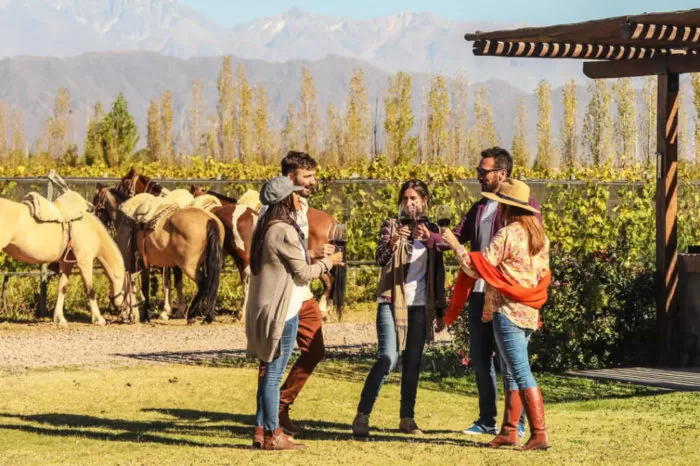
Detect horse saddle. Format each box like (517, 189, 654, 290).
(238, 189, 262, 214)
(22, 191, 90, 223)
(163, 189, 195, 208)
(191, 194, 222, 212)
(120, 193, 177, 226)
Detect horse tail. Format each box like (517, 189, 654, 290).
(188, 218, 223, 323)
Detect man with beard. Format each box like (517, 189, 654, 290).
(452, 147, 540, 438)
(257, 151, 335, 438)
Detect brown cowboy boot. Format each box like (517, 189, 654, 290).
(520, 387, 551, 451)
(486, 390, 523, 448)
(252, 426, 264, 449)
(399, 418, 424, 435)
(352, 412, 370, 440)
(263, 428, 306, 450)
(279, 406, 302, 436)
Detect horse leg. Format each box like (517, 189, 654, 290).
(318, 272, 334, 321)
(161, 268, 172, 320)
(140, 268, 153, 322)
(76, 260, 106, 326)
(173, 267, 186, 319)
(52, 262, 74, 328)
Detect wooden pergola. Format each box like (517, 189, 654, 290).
(464, 8, 700, 365)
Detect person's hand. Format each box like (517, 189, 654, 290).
(435, 317, 446, 333)
(441, 228, 461, 250)
(391, 225, 411, 249)
(414, 223, 431, 242)
(328, 251, 345, 267)
(312, 244, 336, 259)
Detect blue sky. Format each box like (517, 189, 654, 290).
(180, 0, 699, 26)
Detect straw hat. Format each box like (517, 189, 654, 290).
(481, 179, 540, 214)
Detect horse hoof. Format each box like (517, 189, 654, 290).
(55, 320, 68, 329)
(159, 312, 170, 321)
(187, 318, 197, 325)
(94, 318, 106, 326)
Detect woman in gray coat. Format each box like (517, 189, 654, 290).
(247, 176, 343, 451)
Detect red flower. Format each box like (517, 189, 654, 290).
(461, 357, 470, 367)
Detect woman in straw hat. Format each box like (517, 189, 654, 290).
(441, 179, 552, 451)
(246, 176, 344, 451)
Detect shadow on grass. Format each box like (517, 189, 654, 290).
(114, 343, 668, 404)
(0, 412, 248, 449)
(143, 408, 484, 447)
(0, 409, 484, 449)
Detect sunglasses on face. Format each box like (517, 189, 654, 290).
(476, 167, 505, 176)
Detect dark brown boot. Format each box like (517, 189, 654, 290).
(520, 387, 550, 451)
(486, 390, 523, 448)
(263, 428, 306, 450)
(279, 406, 302, 436)
(252, 426, 264, 449)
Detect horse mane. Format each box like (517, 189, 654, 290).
(109, 187, 129, 202)
(206, 190, 238, 204)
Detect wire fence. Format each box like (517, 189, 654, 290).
(1, 172, 697, 316)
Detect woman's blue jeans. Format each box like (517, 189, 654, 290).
(492, 312, 537, 391)
(357, 303, 426, 418)
(256, 314, 299, 431)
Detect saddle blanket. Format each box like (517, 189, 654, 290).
(22, 191, 91, 223)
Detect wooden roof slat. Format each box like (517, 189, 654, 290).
(464, 8, 700, 49)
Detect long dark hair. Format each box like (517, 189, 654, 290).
(250, 195, 297, 275)
(398, 179, 430, 205)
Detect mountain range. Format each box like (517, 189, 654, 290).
(0, 0, 584, 89)
(0, 1, 694, 159)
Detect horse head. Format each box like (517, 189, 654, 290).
(93, 183, 125, 229)
(116, 167, 163, 197)
(190, 184, 209, 197)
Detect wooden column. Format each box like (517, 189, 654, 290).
(656, 71, 679, 365)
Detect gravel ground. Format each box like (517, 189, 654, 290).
(0, 320, 452, 373)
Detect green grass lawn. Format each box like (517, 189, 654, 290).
(0, 355, 698, 465)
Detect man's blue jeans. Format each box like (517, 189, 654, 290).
(467, 292, 498, 427)
(492, 312, 537, 391)
(357, 303, 426, 418)
(256, 314, 299, 431)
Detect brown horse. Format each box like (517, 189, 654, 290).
(189, 184, 342, 317)
(0, 195, 127, 327)
(115, 169, 254, 302)
(93, 186, 225, 323)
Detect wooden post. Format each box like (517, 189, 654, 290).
(656, 72, 679, 366)
(37, 175, 54, 319)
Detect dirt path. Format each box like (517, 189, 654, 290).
(0, 320, 452, 373)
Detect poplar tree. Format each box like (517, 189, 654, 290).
(426, 74, 450, 162)
(511, 97, 529, 169)
(188, 78, 205, 156)
(235, 63, 253, 162)
(612, 78, 638, 168)
(324, 104, 343, 166)
(343, 68, 371, 165)
(383, 71, 415, 165)
(299, 67, 321, 155)
(146, 98, 162, 161)
(217, 56, 235, 161)
(561, 79, 578, 169)
(583, 80, 612, 167)
(450, 73, 469, 166)
(533, 80, 553, 170)
(691, 74, 700, 162)
(252, 85, 273, 164)
(160, 89, 174, 162)
(640, 76, 657, 166)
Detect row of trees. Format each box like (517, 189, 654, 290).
(2, 58, 700, 168)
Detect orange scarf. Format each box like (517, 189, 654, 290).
(443, 252, 551, 326)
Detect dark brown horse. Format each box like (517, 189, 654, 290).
(189, 184, 343, 318)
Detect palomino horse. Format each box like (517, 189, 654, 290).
(0, 195, 127, 327)
(93, 186, 225, 323)
(189, 185, 343, 318)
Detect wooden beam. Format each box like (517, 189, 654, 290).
(656, 71, 679, 366)
(623, 21, 700, 44)
(472, 39, 693, 60)
(583, 55, 700, 79)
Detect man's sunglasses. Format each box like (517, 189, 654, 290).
(476, 167, 505, 176)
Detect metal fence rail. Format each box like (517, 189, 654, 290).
(1, 172, 697, 316)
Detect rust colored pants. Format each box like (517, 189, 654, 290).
(258, 298, 325, 410)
